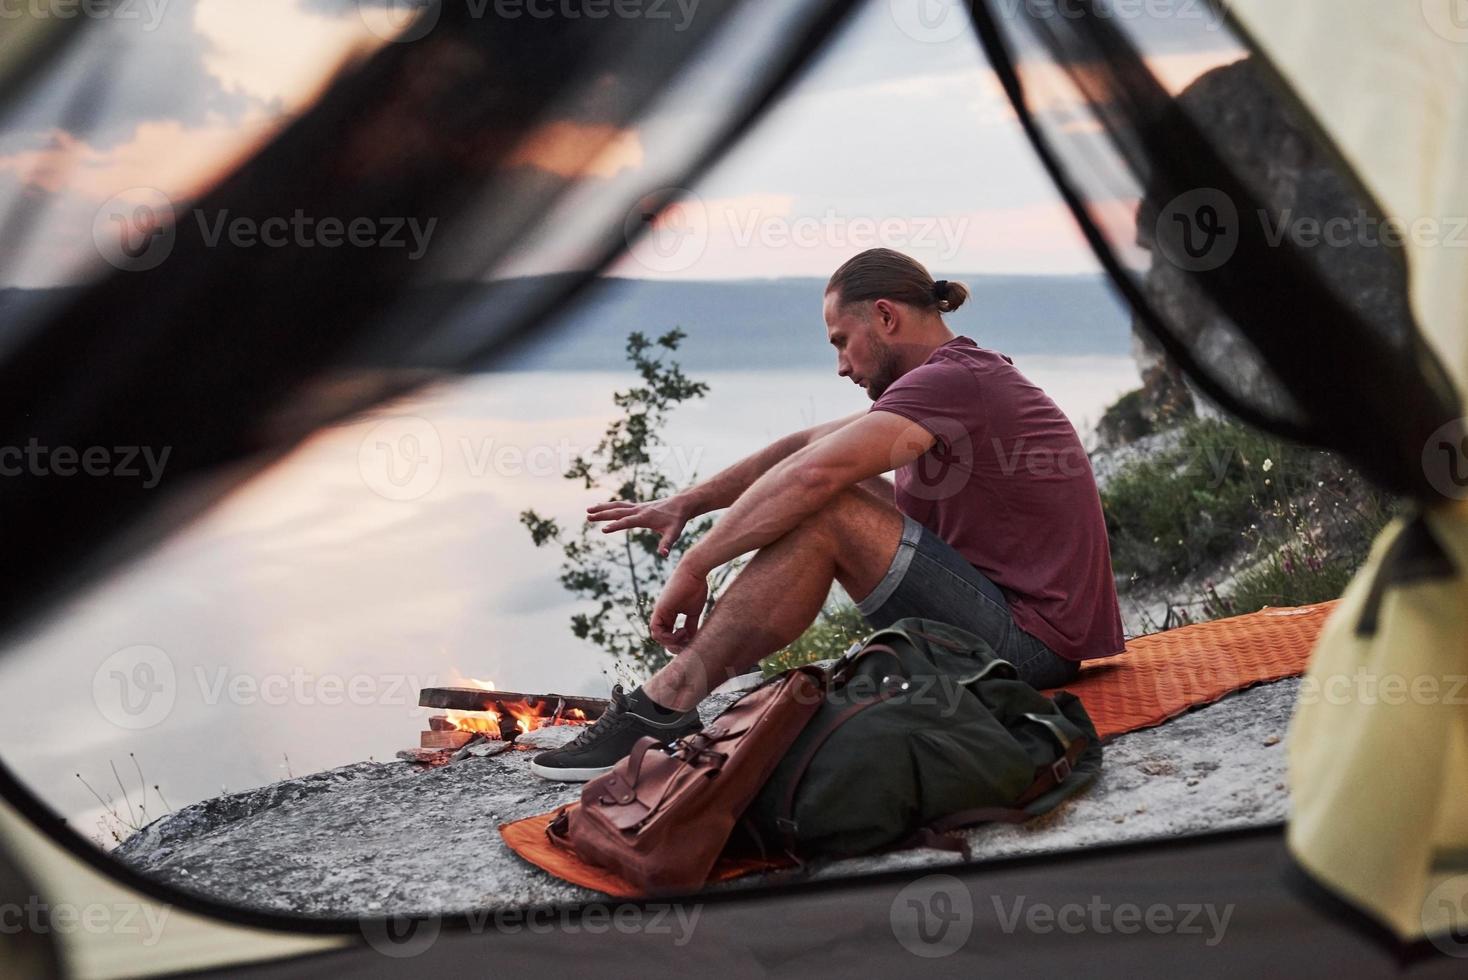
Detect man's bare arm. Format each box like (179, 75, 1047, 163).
(648, 411, 934, 646)
(586, 410, 866, 554)
(678, 412, 931, 578)
(678, 410, 866, 515)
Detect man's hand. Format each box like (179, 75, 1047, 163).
(650, 565, 709, 650)
(587, 495, 692, 557)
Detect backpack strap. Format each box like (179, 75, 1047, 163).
(598, 736, 662, 805)
(773, 675, 902, 855)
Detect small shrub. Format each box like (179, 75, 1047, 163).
(1103, 417, 1331, 583)
(1201, 478, 1395, 618)
(1102, 413, 1398, 623)
(520, 330, 725, 676)
(760, 599, 869, 676)
(1095, 388, 1154, 447)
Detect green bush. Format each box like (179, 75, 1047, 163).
(1198, 488, 1394, 619)
(1103, 417, 1329, 583)
(1095, 388, 1154, 446)
(760, 599, 869, 676)
(1101, 415, 1398, 623)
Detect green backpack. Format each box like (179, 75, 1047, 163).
(744, 617, 1102, 860)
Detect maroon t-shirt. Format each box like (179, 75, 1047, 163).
(870, 336, 1125, 661)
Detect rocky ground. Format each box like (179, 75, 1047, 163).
(114, 678, 1298, 918)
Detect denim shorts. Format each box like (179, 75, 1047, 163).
(857, 515, 1080, 690)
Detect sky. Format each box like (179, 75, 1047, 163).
(0, 0, 1243, 287)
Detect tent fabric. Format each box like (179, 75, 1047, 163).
(966, 0, 1462, 502)
(501, 600, 1334, 897)
(1285, 504, 1468, 941)
(0, 799, 347, 979)
(204, 828, 1467, 979)
(1228, 0, 1468, 394)
(1214, 0, 1468, 943)
(0, 805, 63, 979)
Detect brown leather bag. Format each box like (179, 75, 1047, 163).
(546, 665, 826, 894)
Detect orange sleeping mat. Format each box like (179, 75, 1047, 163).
(1055, 598, 1338, 737)
(500, 599, 1340, 897)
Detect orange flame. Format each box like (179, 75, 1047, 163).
(435, 674, 592, 739)
(441, 708, 502, 738)
(504, 701, 540, 735)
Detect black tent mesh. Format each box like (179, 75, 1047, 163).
(0, 0, 861, 636)
(966, 0, 1461, 501)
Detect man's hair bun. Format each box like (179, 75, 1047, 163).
(934, 278, 970, 313)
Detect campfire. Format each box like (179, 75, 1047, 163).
(401, 679, 608, 763)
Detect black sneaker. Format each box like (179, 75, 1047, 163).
(529, 685, 702, 782)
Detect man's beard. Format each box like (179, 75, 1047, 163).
(865, 336, 903, 401)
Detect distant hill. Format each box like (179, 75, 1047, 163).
(493, 274, 1132, 371)
(0, 274, 1133, 372)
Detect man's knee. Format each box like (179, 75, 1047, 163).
(797, 488, 864, 533)
(798, 487, 900, 544)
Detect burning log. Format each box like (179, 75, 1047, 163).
(405, 686, 604, 762)
(420, 730, 476, 750)
(417, 688, 608, 721)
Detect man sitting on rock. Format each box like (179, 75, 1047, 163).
(531, 247, 1125, 782)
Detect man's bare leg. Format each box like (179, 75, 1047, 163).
(642, 489, 906, 712)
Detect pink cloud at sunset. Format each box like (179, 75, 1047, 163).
(0, 112, 287, 205)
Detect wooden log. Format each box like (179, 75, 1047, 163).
(420, 730, 476, 749)
(448, 734, 488, 762)
(428, 715, 463, 731)
(417, 688, 609, 719)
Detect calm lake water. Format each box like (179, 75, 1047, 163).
(0, 359, 1138, 837)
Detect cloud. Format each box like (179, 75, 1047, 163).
(0, 0, 382, 172)
(0, 0, 267, 153)
(505, 121, 646, 179)
(0, 112, 285, 203)
(194, 0, 382, 108)
(0, 0, 395, 285)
